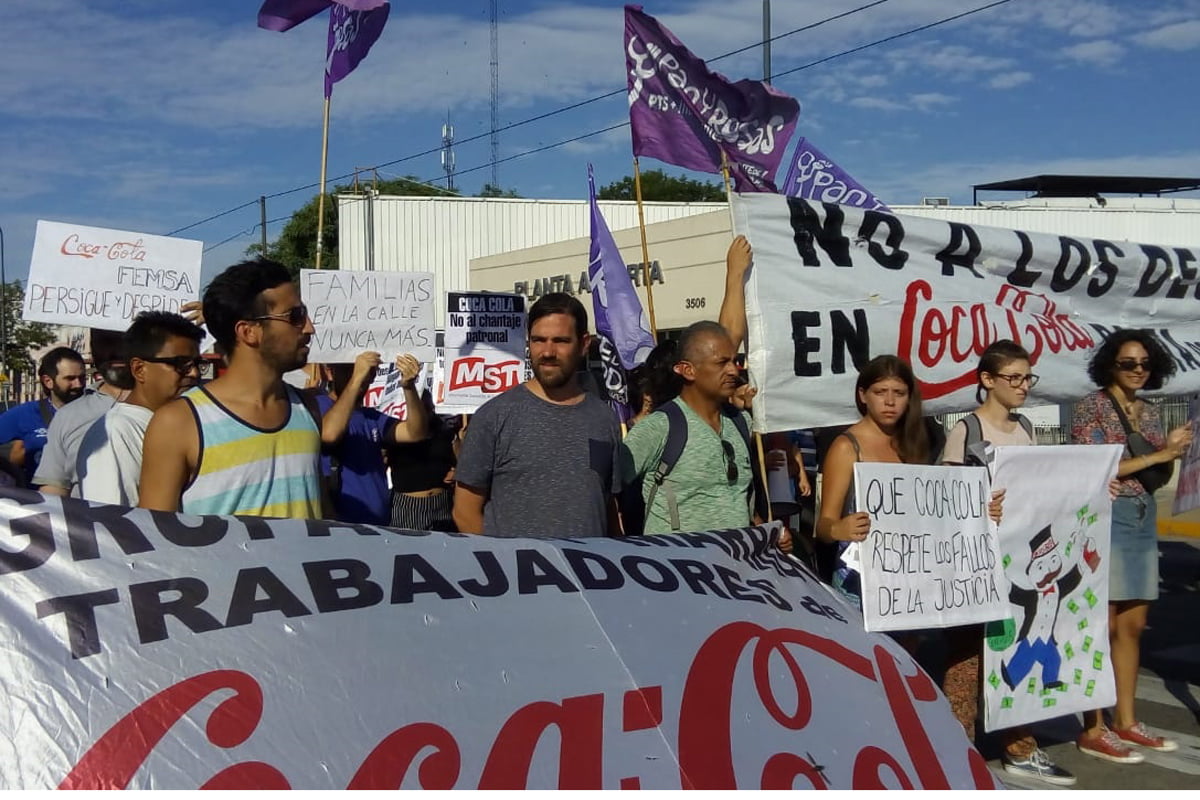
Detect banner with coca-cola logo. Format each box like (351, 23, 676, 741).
(441, 291, 528, 413)
(0, 490, 997, 789)
(732, 193, 1200, 432)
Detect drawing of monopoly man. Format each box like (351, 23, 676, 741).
(1001, 523, 1098, 690)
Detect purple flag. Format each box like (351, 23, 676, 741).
(258, 0, 386, 33)
(782, 138, 890, 212)
(325, 2, 390, 97)
(589, 164, 656, 371)
(625, 5, 799, 193)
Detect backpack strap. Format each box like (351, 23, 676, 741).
(646, 401, 689, 532)
(725, 407, 770, 523)
(38, 398, 54, 427)
(1015, 413, 1034, 441)
(962, 412, 984, 453)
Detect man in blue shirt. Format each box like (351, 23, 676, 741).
(0, 347, 86, 484)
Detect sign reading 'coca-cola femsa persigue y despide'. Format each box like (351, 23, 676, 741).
(0, 491, 996, 789)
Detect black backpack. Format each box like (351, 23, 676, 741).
(957, 411, 1034, 467)
(621, 402, 770, 536)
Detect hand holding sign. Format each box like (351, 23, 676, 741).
(395, 354, 421, 389)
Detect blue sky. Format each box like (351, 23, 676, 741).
(2, 0, 1199, 288)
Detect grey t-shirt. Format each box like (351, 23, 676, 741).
(32, 391, 117, 490)
(456, 384, 620, 538)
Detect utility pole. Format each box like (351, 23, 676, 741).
(259, 196, 268, 254)
(763, 0, 772, 82)
(489, 0, 500, 191)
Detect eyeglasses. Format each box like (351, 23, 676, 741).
(1115, 359, 1152, 373)
(252, 304, 309, 328)
(720, 440, 738, 484)
(992, 372, 1040, 388)
(140, 355, 205, 376)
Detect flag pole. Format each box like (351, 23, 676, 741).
(315, 95, 332, 269)
(631, 157, 659, 338)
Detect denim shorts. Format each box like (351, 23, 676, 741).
(1109, 494, 1159, 602)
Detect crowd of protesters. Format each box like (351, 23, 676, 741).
(0, 245, 1190, 786)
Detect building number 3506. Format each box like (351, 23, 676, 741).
(685, 297, 707, 309)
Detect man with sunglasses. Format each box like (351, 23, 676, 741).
(75, 312, 203, 505)
(619, 321, 777, 538)
(139, 258, 323, 518)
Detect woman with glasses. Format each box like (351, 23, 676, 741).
(816, 355, 929, 610)
(939, 340, 1075, 786)
(1071, 329, 1192, 763)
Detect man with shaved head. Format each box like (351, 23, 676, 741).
(620, 320, 782, 541)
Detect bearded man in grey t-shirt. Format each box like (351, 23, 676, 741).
(454, 293, 621, 538)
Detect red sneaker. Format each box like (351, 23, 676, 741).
(1077, 728, 1145, 764)
(1114, 722, 1179, 752)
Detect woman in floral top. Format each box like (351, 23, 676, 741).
(1071, 329, 1192, 763)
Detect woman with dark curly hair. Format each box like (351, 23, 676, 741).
(1071, 329, 1192, 763)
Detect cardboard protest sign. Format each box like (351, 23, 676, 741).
(855, 463, 1005, 632)
(301, 269, 435, 363)
(24, 220, 202, 332)
(442, 292, 527, 412)
(732, 193, 1200, 432)
(981, 445, 1121, 732)
(0, 491, 998, 789)
(1172, 396, 1200, 515)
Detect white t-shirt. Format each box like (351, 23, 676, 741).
(75, 403, 155, 506)
(940, 412, 1034, 464)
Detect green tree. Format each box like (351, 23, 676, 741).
(476, 182, 522, 198)
(253, 175, 460, 276)
(598, 169, 725, 201)
(1, 280, 57, 382)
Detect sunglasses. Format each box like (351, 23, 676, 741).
(992, 372, 1040, 388)
(252, 304, 309, 328)
(140, 355, 205, 376)
(1115, 359, 1152, 373)
(720, 440, 739, 484)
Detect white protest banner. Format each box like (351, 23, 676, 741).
(981, 444, 1121, 732)
(732, 193, 1200, 432)
(24, 220, 202, 332)
(442, 291, 527, 412)
(854, 463, 1005, 632)
(1172, 395, 1200, 515)
(302, 269, 435, 363)
(0, 491, 999, 789)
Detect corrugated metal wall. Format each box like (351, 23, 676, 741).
(337, 195, 725, 326)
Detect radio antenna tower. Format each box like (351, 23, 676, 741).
(489, 0, 500, 190)
(441, 113, 456, 192)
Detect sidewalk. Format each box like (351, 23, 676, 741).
(1156, 481, 1200, 539)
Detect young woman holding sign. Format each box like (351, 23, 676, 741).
(816, 355, 930, 610)
(1071, 330, 1191, 763)
(940, 340, 1076, 786)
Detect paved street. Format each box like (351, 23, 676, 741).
(986, 536, 1200, 790)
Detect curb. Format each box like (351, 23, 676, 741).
(1158, 518, 1200, 539)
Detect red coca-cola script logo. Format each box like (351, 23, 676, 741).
(898, 279, 1095, 399)
(58, 624, 996, 789)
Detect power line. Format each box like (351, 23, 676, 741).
(197, 0, 1018, 247)
(168, 0, 899, 235)
(770, 0, 1015, 81)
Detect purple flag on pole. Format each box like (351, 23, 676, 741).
(258, 0, 387, 33)
(625, 4, 800, 193)
(589, 164, 656, 371)
(781, 137, 890, 212)
(325, 2, 390, 97)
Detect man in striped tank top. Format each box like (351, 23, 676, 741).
(138, 259, 325, 519)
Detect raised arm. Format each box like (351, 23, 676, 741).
(391, 354, 431, 444)
(718, 235, 753, 353)
(320, 351, 381, 446)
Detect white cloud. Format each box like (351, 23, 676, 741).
(989, 71, 1033, 89)
(1060, 39, 1126, 66)
(1133, 20, 1200, 51)
(910, 92, 956, 111)
(849, 96, 905, 112)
